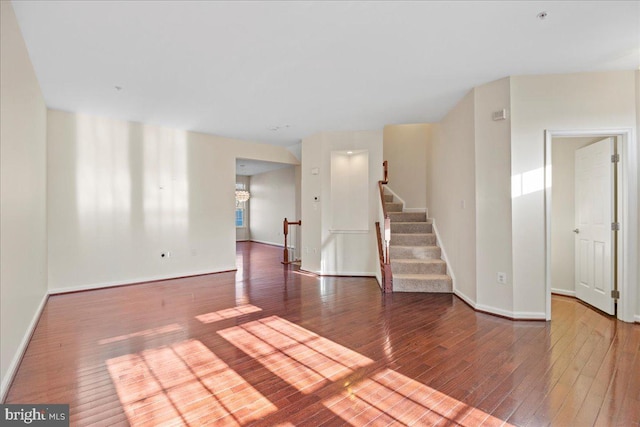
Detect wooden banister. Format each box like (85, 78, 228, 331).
(282, 218, 301, 265)
(377, 161, 392, 293)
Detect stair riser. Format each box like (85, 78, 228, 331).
(390, 246, 441, 260)
(383, 194, 394, 202)
(388, 212, 427, 222)
(393, 277, 452, 293)
(391, 234, 436, 246)
(385, 203, 403, 212)
(391, 223, 433, 233)
(391, 261, 447, 275)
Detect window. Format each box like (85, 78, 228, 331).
(235, 207, 245, 228)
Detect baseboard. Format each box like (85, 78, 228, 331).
(634, 314, 640, 324)
(317, 271, 376, 277)
(551, 288, 576, 297)
(48, 268, 236, 295)
(430, 218, 457, 288)
(475, 303, 546, 320)
(382, 186, 426, 213)
(1, 292, 49, 403)
(383, 186, 405, 208)
(453, 288, 476, 308)
(453, 290, 545, 321)
(250, 239, 285, 248)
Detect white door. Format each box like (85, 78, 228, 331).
(574, 138, 615, 315)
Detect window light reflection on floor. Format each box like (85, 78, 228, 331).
(323, 368, 512, 426)
(98, 323, 183, 345)
(106, 339, 276, 426)
(195, 304, 262, 324)
(219, 315, 513, 426)
(217, 316, 373, 394)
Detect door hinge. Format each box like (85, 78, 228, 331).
(611, 222, 620, 231)
(611, 289, 620, 299)
(611, 153, 620, 163)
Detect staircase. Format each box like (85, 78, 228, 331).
(384, 193, 452, 293)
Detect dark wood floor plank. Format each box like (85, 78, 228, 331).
(5, 242, 639, 426)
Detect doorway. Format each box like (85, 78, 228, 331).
(544, 129, 637, 322)
(235, 158, 301, 262)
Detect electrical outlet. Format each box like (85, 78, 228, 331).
(497, 272, 507, 284)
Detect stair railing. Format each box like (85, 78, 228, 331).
(282, 218, 301, 264)
(376, 161, 393, 292)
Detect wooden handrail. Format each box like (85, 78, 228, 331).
(379, 160, 389, 218)
(377, 161, 392, 293)
(282, 218, 302, 265)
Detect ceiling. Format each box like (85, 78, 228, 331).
(236, 158, 293, 177)
(11, 1, 639, 148)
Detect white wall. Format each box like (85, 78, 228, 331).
(427, 91, 477, 302)
(474, 77, 513, 315)
(550, 137, 602, 296)
(235, 175, 250, 241)
(301, 130, 383, 275)
(383, 124, 430, 209)
(0, 1, 48, 399)
(47, 110, 299, 292)
(637, 70, 640, 322)
(249, 166, 297, 249)
(301, 133, 323, 274)
(511, 71, 638, 320)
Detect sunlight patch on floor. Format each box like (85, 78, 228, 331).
(99, 323, 183, 345)
(324, 368, 513, 426)
(218, 315, 373, 394)
(106, 339, 276, 426)
(195, 304, 262, 324)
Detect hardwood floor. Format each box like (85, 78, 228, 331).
(5, 242, 640, 426)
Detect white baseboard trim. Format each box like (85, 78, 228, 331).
(382, 186, 426, 214)
(1, 292, 48, 402)
(48, 268, 236, 295)
(383, 186, 405, 208)
(250, 239, 284, 248)
(318, 271, 376, 277)
(454, 289, 546, 320)
(634, 315, 640, 324)
(551, 288, 576, 297)
(430, 219, 457, 289)
(453, 288, 476, 308)
(475, 303, 546, 320)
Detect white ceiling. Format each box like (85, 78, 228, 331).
(236, 158, 293, 177)
(11, 1, 640, 148)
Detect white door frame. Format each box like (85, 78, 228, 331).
(545, 128, 637, 322)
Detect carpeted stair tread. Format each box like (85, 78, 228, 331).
(391, 259, 447, 274)
(392, 274, 453, 293)
(388, 212, 428, 222)
(390, 233, 437, 246)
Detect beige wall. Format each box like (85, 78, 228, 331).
(0, 1, 48, 398)
(637, 70, 640, 322)
(249, 166, 297, 251)
(301, 133, 323, 273)
(474, 77, 513, 315)
(427, 91, 477, 302)
(301, 130, 383, 275)
(47, 110, 299, 292)
(383, 124, 430, 209)
(511, 71, 638, 320)
(551, 137, 602, 296)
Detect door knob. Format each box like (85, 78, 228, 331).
(573, 228, 580, 234)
